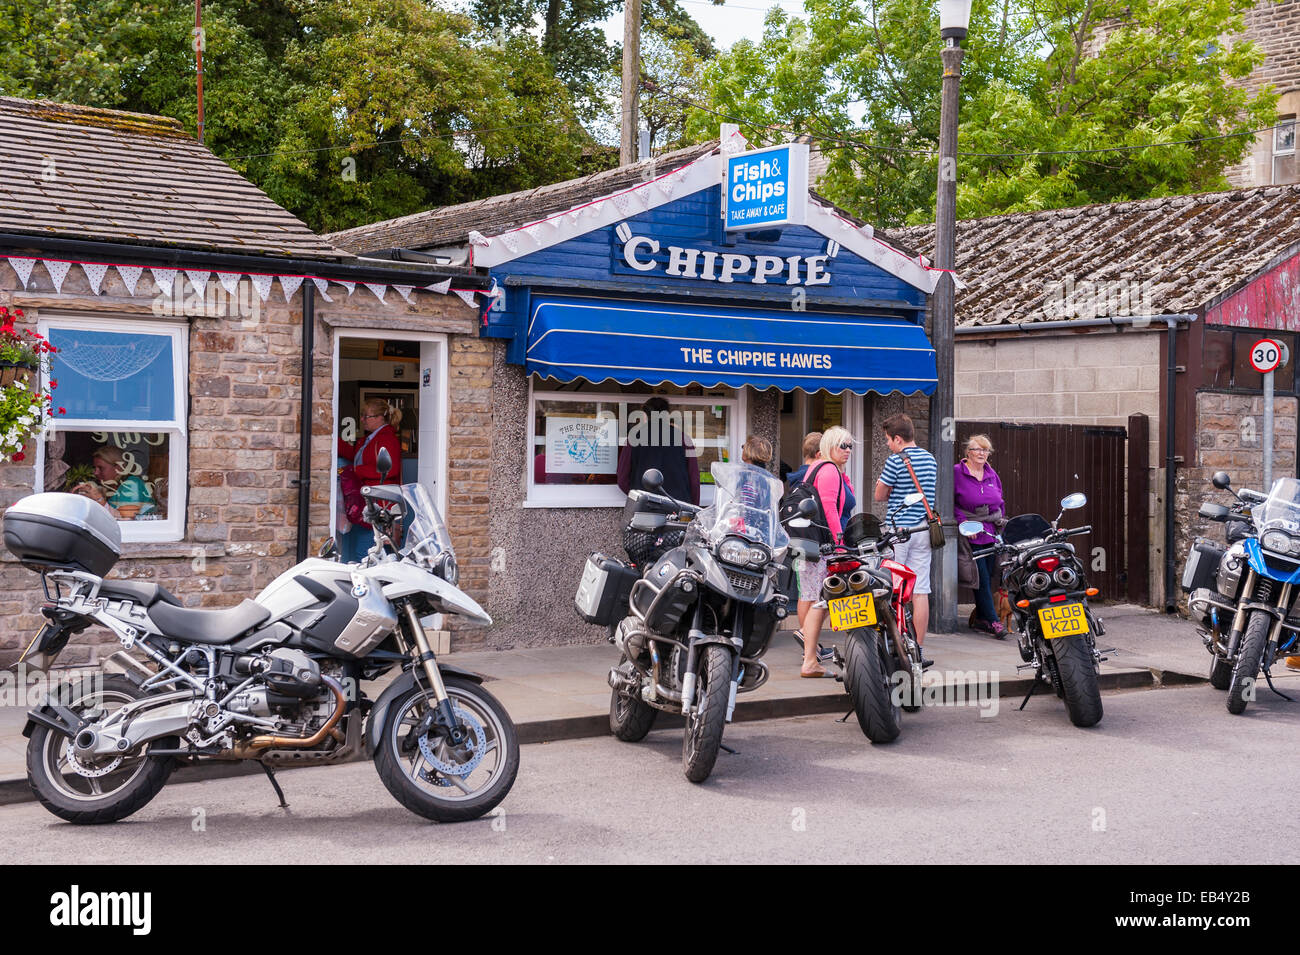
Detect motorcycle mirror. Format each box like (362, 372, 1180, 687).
(1060, 492, 1087, 510)
(642, 468, 665, 493)
(319, 536, 338, 560)
(1211, 471, 1232, 490)
(903, 491, 924, 507)
(376, 447, 393, 483)
(958, 520, 984, 537)
(797, 497, 820, 517)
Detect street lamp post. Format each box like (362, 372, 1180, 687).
(928, 0, 970, 634)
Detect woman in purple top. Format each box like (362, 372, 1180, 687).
(954, 433, 1007, 637)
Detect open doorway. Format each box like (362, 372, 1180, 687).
(332, 332, 448, 544)
(778, 390, 865, 494)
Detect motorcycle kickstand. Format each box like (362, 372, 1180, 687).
(835, 709, 853, 724)
(1018, 678, 1039, 712)
(260, 762, 289, 810)
(719, 743, 738, 755)
(1263, 667, 1297, 702)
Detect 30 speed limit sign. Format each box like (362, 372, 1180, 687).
(1250, 338, 1284, 374)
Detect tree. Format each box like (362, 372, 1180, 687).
(691, 0, 1277, 226)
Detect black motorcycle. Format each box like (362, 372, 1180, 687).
(1183, 471, 1300, 714)
(960, 492, 1104, 727)
(575, 462, 802, 782)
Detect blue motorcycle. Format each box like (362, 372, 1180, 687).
(1183, 471, 1300, 714)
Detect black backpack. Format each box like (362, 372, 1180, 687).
(778, 462, 843, 546)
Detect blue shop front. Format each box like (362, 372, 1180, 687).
(472, 139, 940, 510)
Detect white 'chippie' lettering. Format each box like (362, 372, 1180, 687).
(619, 232, 831, 287)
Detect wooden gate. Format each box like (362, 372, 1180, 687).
(955, 417, 1149, 603)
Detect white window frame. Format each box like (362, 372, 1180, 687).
(525, 377, 745, 508)
(1275, 114, 1297, 185)
(34, 315, 188, 543)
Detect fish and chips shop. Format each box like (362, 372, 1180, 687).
(328, 133, 946, 646)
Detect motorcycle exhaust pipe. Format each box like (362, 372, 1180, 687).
(823, 575, 848, 597)
(231, 675, 345, 756)
(847, 569, 871, 593)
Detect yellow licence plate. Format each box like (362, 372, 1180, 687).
(828, 593, 877, 631)
(1037, 602, 1089, 638)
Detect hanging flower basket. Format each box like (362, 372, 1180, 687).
(0, 306, 62, 463)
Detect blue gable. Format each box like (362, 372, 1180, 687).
(480, 184, 934, 394)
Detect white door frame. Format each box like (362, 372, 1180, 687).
(331, 329, 450, 535)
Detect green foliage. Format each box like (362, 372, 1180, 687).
(693, 0, 1278, 227)
(0, 0, 599, 233)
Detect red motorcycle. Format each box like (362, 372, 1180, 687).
(819, 499, 928, 743)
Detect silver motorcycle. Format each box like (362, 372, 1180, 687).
(6, 449, 518, 823)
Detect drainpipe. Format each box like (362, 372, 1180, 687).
(955, 312, 1197, 611)
(295, 281, 315, 562)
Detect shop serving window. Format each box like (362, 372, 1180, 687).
(527, 378, 742, 507)
(36, 318, 188, 542)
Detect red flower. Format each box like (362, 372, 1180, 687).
(58, 407, 66, 415)
(12, 452, 24, 461)
(49, 379, 58, 389)
(13, 309, 22, 318)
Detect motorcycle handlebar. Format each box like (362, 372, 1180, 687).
(1064, 525, 1091, 537)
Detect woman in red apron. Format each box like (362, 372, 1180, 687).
(339, 398, 402, 562)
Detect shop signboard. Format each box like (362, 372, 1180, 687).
(724, 142, 809, 231)
(545, 415, 618, 475)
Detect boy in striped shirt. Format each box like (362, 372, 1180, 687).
(873, 413, 937, 656)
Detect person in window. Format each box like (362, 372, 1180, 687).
(88, 445, 156, 519)
(338, 398, 403, 562)
(616, 396, 700, 504)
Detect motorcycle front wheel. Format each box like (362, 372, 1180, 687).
(843, 629, 901, 743)
(27, 674, 175, 825)
(374, 675, 519, 822)
(1052, 634, 1103, 727)
(681, 644, 731, 783)
(1226, 611, 1269, 715)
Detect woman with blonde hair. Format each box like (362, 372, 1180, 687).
(338, 397, 403, 561)
(796, 425, 855, 677)
(955, 433, 1006, 637)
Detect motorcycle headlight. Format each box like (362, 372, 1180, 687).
(1261, 530, 1300, 556)
(718, 537, 750, 566)
(747, 544, 770, 566)
(435, 552, 459, 587)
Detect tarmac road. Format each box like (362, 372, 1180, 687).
(2, 676, 1297, 865)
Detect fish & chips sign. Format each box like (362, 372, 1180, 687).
(725, 143, 809, 230)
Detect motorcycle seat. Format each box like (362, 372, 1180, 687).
(99, 580, 183, 608)
(148, 599, 272, 645)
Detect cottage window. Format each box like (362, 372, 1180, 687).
(36, 317, 188, 542)
(1275, 115, 1297, 186)
(526, 377, 742, 507)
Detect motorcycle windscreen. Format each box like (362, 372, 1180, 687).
(1002, 513, 1052, 545)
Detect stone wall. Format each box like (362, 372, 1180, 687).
(0, 253, 480, 668)
(1223, 1, 1300, 187)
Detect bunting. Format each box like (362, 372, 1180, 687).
(81, 262, 109, 295)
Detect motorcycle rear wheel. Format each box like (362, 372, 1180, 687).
(843, 629, 901, 743)
(1053, 634, 1103, 728)
(374, 675, 519, 822)
(681, 644, 731, 783)
(1226, 611, 1269, 715)
(26, 675, 175, 825)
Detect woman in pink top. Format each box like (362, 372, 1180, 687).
(798, 426, 853, 677)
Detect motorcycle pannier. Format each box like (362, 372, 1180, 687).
(3, 492, 121, 577)
(575, 553, 640, 626)
(1182, 538, 1225, 593)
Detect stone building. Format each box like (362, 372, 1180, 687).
(329, 134, 946, 648)
(0, 96, 491, 668)
(898, 181, 1300, 612)
(1224, 0, 1300, 188)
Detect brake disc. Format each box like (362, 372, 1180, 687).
(417, 705, 487, 782)
(65, 747, 124, 778)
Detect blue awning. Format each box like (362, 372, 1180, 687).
(524, 296, 937, 394)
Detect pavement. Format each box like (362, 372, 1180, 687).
(0, 603, 1247, 805)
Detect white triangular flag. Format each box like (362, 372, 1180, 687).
(567, 208, 583, 223)
(338, 281, 355, 297)
(524, 224, 546, 244)
(393, 285, 415, 304)
(149, 268, 177, 295)
(310, 276, 333, 302)
(9, 257, 35, 289)
(548, 215, 564, 230)
(635, 185, 654, 207)
(467, 231, 491, 247)
(612, 193, 632, 217)
(426, 278, 452, 294)
(250, 272, 275, 302)
(44, 259, 72, 293)
(216, 272, 242, 297)
(453, 289, 478, 308)
(656, 178, 675, 199)
(499, 232, 518, 253)
(115, 265, 142, 296)
(81, 262, 109, 295)
(278, 274, 304, 302)
(184, 269, 211, 296)
(364, 283, 387, 304)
